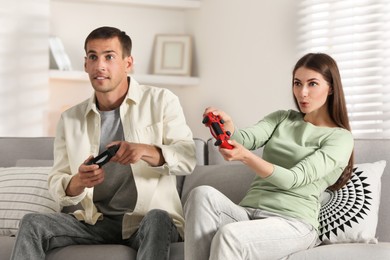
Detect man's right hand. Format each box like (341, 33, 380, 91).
(65, 157, 105, 196)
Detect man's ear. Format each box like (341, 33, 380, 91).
(125, 56, 134, 73)
(84, 57, 87, 72)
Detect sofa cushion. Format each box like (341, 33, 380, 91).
(319, 160, 386, 244)
(47, 244, 136, 260)
(0, 236, 15, 260)
(45, 242, 184, 260)
(287, 242, 390, 260)
(0, 167, 60, 236)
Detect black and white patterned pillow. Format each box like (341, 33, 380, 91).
(318, 160, 386, 244)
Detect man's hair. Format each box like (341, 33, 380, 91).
(84, 26, 132, 58)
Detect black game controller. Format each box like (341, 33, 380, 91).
(85, 144, 120, 168)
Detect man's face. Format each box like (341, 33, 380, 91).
(84, 37, 132, 94)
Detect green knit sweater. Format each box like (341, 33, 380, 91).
(232, 110, 354, 230)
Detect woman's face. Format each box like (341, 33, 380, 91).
(293, 67, 332, 116)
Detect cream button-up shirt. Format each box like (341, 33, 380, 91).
(48, 77, 196, 239)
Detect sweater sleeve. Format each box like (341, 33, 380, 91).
(265, 129, 354, 189)
(231, 110, 289, 150)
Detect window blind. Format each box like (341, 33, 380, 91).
(0, 0, 50, 136)
(296, 0, 390, 139)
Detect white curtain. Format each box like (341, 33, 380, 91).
(297, 0, 390, 139)
(0, 0, 49, 136)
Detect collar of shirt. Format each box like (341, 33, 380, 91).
(83, 76, 142, 118)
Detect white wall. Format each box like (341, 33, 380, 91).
(183, 0, 298, 139)
(50, 1, 188, 73)
(49, 0, 298, 139)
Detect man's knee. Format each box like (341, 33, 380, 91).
(138, 209, 176, 239)
(145, 209, 170, 221)
(19, 213, 45, 229)
(17, 213, 49, 238)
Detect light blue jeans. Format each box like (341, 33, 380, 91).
(184, 186, 319, 260)
(11, 209, 180, 260)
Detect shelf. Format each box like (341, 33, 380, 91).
(49, 70, 200, 87)
(52, 0, 201, 9)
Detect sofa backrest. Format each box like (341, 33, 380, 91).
(0, 137, 207, 167)
(0, 137, 54, 167)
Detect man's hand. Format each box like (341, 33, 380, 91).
(109, 141, 165, 167)
(65, 158, 105, 196)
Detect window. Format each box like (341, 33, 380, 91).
(297, 0, 390, 138)
(0, 0, 50, 136)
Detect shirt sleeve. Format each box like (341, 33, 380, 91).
(48, 115, 88, 207)
(153, 90, 197, 176)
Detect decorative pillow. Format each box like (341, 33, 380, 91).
(318, 160, 386, 244)
(0, 167, 60, 236)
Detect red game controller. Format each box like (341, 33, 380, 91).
(202, 112, 234, 149)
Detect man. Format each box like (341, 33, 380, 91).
(11, 26, 196, 260)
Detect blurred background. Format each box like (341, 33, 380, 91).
(1, 0, 389, 140)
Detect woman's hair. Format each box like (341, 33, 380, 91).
(84, 26, 132, 58)
(292, 53, 354, 190)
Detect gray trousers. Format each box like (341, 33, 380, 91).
(184, 186, 318, 260)
(11, 209, 180, 260)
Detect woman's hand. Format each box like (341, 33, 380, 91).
(218, 140, 249, 162)
(203, 107, 235, 134)
(220, 140, 274, 179)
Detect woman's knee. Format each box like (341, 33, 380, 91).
(184, 186, 219, 209)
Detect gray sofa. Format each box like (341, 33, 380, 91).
(0, 137, 389, 260)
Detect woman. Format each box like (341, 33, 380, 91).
(184, 53, 354, 260)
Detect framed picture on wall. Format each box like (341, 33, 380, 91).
(153, 35, 192, 76)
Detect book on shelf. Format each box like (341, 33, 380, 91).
(49, 36, 72, 71)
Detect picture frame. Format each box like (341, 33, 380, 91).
(49, 36, 72, 71)
(153, 35, 192, 76)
